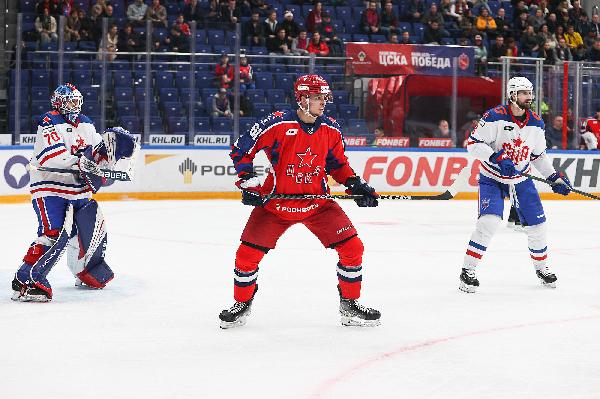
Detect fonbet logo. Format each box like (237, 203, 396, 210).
(179, 158, 198, 184)
(4, 155, 30, 189)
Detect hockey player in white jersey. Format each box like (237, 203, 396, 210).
(11, 83, 136, 302)
(459, 77, 572, 293)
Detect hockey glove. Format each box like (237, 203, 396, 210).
(489, 149, 516, 177)
(236, 173, 264, 207)
(345, 176, 379, 207)
(78, 146, 104, 193)
(547, 172, 572, 196)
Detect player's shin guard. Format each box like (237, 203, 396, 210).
(66, 200, 113, 288)
(525, 223, 556, 288)
(334, 236, 363, 300)
(233, 243, 265, 302)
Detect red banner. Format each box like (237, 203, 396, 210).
(418, 138, 454, 148)
(346, 42, 475, 76)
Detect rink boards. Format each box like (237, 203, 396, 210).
(1, 146, 599, 202)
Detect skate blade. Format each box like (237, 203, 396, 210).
(459, 282, 477, 293)
(11, 291, 51, 302)
(540, 281, 557, 289)
(341, 316, 381, 327)
(220, 316, 248, 329)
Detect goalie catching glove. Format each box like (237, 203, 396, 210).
(345, 176, 379, 207)
(78, 146, 104, 193)
(236, 173, 264, 207)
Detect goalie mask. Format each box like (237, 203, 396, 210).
(294, 74, 333, 118)
(51, 83, 83, 124)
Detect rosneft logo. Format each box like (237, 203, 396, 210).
(357, 51, 367, 62)
(179, 158, 197, 184)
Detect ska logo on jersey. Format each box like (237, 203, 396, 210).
(297, 147, 318, 168)
(502, 136, 529, 163)
(71, 135, 87, 154)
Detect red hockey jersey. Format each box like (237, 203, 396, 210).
(230, 110, 356, 220)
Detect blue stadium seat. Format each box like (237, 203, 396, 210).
(371, 34, 387, 43)
(246, 89, 265, 103)
(114, 87, 134, 103)
(31, 86, 50, 99)
(347, 119, 367, 135)
(332, 90, 350, 104)
(336, 6, 352, 20)
(274, 74, 295, 91)
(82, 102, 100, 116)
(266, 89, 286, 104)
(194, 43, 212, 53)
(194, 117, 211, 132)
(255, 72, 273, 90)
(163, 101, 186, 117)
(116, 103, 137, 117)
(148, 116, 164, 133)
(175, 73, 192, 90)
(334, 118, 346, 130)
(120, 116, 141, 133)
(238, 117, 257, 134)
(273, 103, 292, 112)
(155, 71, 174, 88)
(270, 64, 287, 74)
(324, 103, 338, 117)
(196, 71, 214, 89)
(158, 88, 179, 103)
(253, 103, 272, 117)
(212, 45, 230, 55)
(167, 117, 189, 134)
(352, 34, 369, 42)
(194, 30, 207, 44)
(31, 101, 47, 117)
(71, 70, 93, 87)
(338, 104, 358, 119)
(212, 117, 233, 133)
(113, 71, 132, 87)
(207, 29, 225, 45)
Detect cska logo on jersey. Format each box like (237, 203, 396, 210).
(502, 136, 530, 163)
(297, 147, 318, 168)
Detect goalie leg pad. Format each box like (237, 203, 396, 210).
(333, 235, 363, 300)
(233, 242, 266, 302)
(67, 199, 113, 288)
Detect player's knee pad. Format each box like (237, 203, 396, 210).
(235, 242, 266, 272)
(67, 199, 113, 288)
(525, 222, 547, 247)
(475, 214, 501, 240)
(334, 235, 364, 266)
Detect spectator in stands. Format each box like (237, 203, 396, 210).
(35, 8, 58, 44)
(127, 0, 148, 27)
(513, 12, 529, 40)
(569, 0, 587, 22)
(433, 119, 451, 138)
(422, 3, 444, 26)
(278, 10, 300, 45)
(457, 36, 470, 46)
(379, 1, 400, 38)
(146, 0, 168, 28)
(305, 1, 323, 33)
(263, 9, 279, 39)
(471, 0, 491, 16)
(213, 88, 233, 118)
(583, 109, 600, 148)
(460, 112, 480, 147)
(165, 23, 190, 52)
(307, 31, 329, 56)
(220, 0, 241, 28)
(546, 13, 559, 34)
(237, 94, 253, 118)
(215, 52, 234, 89)
(249, 0, 269, 16)
(494, 8, 512, 38)
(98, 22, 118, 61)
(520, 25, 539, 56)
(406, 0, 425, 23)
(452, 0, 469, 24)
(183, 0, 203, 25)
(118, 23, 143, 60)
(361, 1, 380, 36)
(440, 0, 460, 29)
(370, 127, 385, 145)
(423, 20, 448, 44)
(586, 38, 600, 61)
(90, 4, 104, 43)
(564, 24, 585, 59)
(540, 40, 558, 64)
(104, 4, 114, 20)
(389, 32, 399, 44)
(538, 24, 557, 49)
(204, 0, 222, 29)
(589, 14, 600, 37)
(78, 9, 94, 41)
(545, 115, 564, 149)
(36, 0, 61, 17)
(512, 1, 528, 23)
(92, 0, 108, 15)
(238, 54, 255, 91)
(400, 30, 412, 44)
(292, 29, 310, 55)
(172, 14, 191, 36)
(65, 9, 81, 42)
(556, 36, 573, 61)
(318, 12, 342, 55)
(580, 130, 598, 150)
(528, 8, 546, 31)
(584, 30, 597, 50)
(488, 35, 507, 62)
(267, 27, 291, 56)
(474, 34, 488, 75)
(475, 8, 497, 39)
(243, 11, 265, 47)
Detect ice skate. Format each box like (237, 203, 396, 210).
(11, 278, 51, 302)
(536, 266, 557, 288)
(219, 286, 257, 329)
(338, 286, 381, 327)
(507, 207, 525, 232)
(459, 268, 479, 293)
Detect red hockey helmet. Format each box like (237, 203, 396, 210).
(293, 74, 333, 103)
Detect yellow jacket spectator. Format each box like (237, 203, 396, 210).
(564, 25, 584, 49)
(475, 9, 497, 33)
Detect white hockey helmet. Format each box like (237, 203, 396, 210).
(507, 76, 534, 103)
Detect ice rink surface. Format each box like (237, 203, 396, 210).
(1, 199, 599, 398)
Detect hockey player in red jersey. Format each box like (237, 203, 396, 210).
(220, 74, 381, 328)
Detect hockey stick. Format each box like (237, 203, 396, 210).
(520, 171, 600, 200)
(28, 164, 132, 181)
(266, 165, 471, 201)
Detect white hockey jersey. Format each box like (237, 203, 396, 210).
(29, 111, 103, 200)
(466, 105, 555, 184)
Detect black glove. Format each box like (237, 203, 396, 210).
(345, 176, 379, 207)
(235, 173, 264, 206)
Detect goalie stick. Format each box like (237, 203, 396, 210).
(520, 171, 600, 201)
(28, 164, 132, 182)
(265, 165, 471, 201)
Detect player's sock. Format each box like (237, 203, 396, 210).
(525, 224, 556, 287)
(338, 286, 380, 327)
